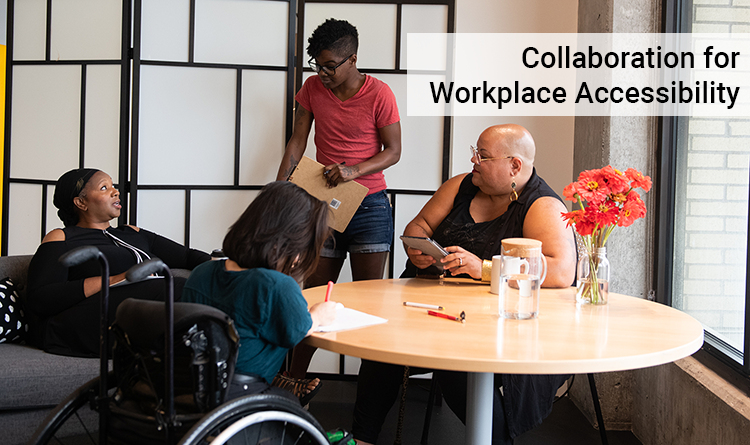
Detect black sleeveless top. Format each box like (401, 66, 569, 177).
(402, 170, 571, 438)
(402, 169, 562, 277)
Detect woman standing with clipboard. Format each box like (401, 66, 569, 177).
(276, 19, 402, 381)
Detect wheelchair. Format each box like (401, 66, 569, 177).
(28, 247, 338, 445)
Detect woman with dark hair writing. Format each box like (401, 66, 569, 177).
(181, 181, 338, 404)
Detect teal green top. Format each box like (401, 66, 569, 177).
(182, 260, 312, 383)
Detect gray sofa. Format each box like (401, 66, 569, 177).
(0, 255, 101, 444)
(0, 255, 190, 445)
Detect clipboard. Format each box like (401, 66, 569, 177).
(288, 156, 369, 233)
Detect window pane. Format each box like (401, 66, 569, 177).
(672, 118, 748, 357)
(672, 5, 750, 361)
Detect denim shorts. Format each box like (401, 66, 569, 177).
(321, 190, 393, 258)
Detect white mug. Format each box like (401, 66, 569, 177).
(490, 255, 529, 294)
(502, 256, 529, 276)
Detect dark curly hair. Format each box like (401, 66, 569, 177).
(307, 18, 359, 59)
(222, 181, 331, 283)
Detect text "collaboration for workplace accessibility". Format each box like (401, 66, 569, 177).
(405, 34, 750, 117)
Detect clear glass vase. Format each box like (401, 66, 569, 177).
(576, 246, 610, 305)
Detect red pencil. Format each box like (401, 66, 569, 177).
(325, 281, 334, 302)
(427, 310, 465, 323)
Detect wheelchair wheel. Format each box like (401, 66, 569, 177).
(28, 375, 114, 445)
(178, 394, 329, 445)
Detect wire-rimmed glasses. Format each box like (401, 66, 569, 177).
(470, 145, 512, 165)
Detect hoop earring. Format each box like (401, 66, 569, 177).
(510, 178, 519, 202)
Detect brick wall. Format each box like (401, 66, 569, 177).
(674, 0, 750, 350)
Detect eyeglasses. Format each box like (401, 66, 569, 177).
(470, 145, 512, 165)
(308, 54, 354, 76)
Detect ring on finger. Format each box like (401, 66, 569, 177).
(459, 257, 463, 266)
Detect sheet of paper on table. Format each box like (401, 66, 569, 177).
(316, 303, 387, 333)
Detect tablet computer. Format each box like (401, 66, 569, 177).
(400, 236, 449, 270)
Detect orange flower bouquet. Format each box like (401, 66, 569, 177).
(561, 166, 652, 304)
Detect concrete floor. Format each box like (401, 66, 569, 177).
(308, 378, 643, 445)
(40, 377, 643, 445)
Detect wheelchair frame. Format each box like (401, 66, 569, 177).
(27, 248, 330, 445)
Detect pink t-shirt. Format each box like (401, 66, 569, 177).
(295, 75, 400, 194)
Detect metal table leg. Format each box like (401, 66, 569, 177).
(588, 373, 609, 445)
(466, 372, 493, 445)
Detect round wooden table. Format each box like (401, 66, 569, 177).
(303, 278, 704, 444)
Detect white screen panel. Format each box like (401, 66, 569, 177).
(194, 0, 288, 66)
(377, 73, 442, 191)
(45, 184, 59, 233)
(13, 0, 46, 61)
(309, 342, 361, 375)
(239, 70, 286, 185)
(138, 65, 237, 185)
(190, 189, 259, 253)
(304, 3, 397, 70)
(451, 117, 498, 178)
(84, 65, 121, 182)
(393, 193, 432, 276)
(301, 72, 317, 160)
(400, 5, 448, 69)
(8, 183, 43, 255)
(137, 190, 187, 245)
(308, 349, 339, 373)
(141, 0, 190, 62)
(339, 256, 352, 283)
(10, 65, 81, 180)
(344, 356, 361, 374)
(50, 0, 121, 60)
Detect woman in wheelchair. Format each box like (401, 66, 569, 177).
(182, 181, 338, 405)
(26, 168, 211, 357)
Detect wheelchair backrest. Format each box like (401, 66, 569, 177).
(111, 298, 240, 414)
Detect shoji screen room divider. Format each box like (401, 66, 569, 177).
(2, 0, 454, 292)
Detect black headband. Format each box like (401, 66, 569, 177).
(53, 168, 100, 226)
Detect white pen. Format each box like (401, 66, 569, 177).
(403, 301, 444, 310)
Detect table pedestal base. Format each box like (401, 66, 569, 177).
(466, 372, 494, 445)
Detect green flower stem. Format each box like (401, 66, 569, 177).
(578, 238, 603, 304)
(586, 249, 601, 303)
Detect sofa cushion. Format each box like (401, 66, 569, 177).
(0, 344, 100, 410)
(0, 255, 32, 302)
(0, 277, 29, 344)
(0, 255, 189, 411)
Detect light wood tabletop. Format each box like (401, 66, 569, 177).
(303, 278, 704, 445)
(302, 278, 704, 375)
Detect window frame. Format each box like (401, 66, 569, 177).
(657, 0, 750, 386)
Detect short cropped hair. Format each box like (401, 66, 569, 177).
(222, 181, 330, 282)
(307, 18, 358, 59)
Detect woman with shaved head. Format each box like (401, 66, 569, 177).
(352, 124, 576, 445)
